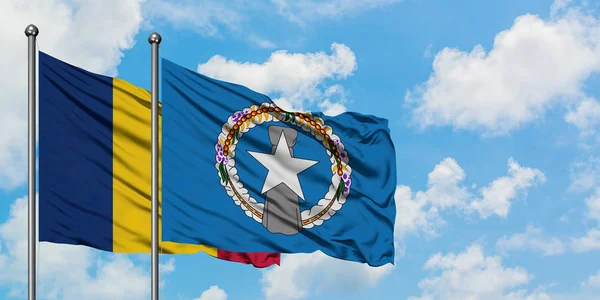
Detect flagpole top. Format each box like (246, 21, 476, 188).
(24, 24, 39, 37)
(148, 32, 162, 45)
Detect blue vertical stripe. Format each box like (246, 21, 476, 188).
(39, 52, 114, 251)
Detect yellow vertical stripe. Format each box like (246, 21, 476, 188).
(111, 78, 217, 256)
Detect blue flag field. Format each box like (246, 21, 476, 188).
(161, 58, 397, 266)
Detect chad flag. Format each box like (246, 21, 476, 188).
(38, 52, 279, 268)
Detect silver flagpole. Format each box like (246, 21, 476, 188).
(148, 32, 162, 300)
(25, 24, 39, 300)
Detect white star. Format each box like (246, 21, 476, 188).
(248, 131, 318, 201)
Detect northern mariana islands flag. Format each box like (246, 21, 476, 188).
(161, 58, 397, 266)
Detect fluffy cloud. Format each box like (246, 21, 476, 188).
(567, 186, 600, 253)
(410, 242, 600, 300)
(394, 185, 445, 239)
(272, 0, 401, 24)
(197, 43, 356, 114)
(194, 285, 228, 300)
(409, 244, 549, 300)
(550, 0, 573, 16)
(406, 4, 600, 135)
(0, 196, 170, 299)
(160, 258, 176, 273)
(468, 158, 546, 219)
(571, 228, 600, 253)
(0, 0, 144, 189)
(503, 290, 553, 300)
(395, 157, 545, 238)
(494, 188, 600, 256)
(570, 188, 600, 253)
(260, 251, 393, 300)
(565, 98, 600, 137)
(585, 188, 600, 222)
(581, 271, 600, 289)
(317, 85, 348, 116)
(496, 225, 566, 256)
(569, 156, 600, 192)
(143, 0, 243, 37)
(394, 157, 467, 238)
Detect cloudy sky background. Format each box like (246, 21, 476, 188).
(1, 0, 600, 299)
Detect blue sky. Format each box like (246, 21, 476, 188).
(1, 0, 600, 299)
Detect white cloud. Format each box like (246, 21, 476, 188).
(143, 0, 243, 37)
(194, 285, 228, 300)
(581, 270, 600, 289)
(396, 157, 545, 238)
(504, 290, 553, 300)
(318, 99, 347, 116)
(272, 0, 401, 25)
(0, 0, 144, 189)
(569, 156, 600, 192)
(157, 257, 177, 289)
(197, 43, 356, 113)
(570, 188, 600, 253)
(394, 185, 444, 239)
(468, 158, 546, 219)
(496, 225, 566, 256)
(394, 158, 467, 238)
(317, 85, 348, 116)
(0, 196, 162, 299)
(585, 188, 600, 222)
(247, 35, 277, 49)
(565, 97, 600, 136)
(406, 5, 600, 135)
(160, 257, 176, 273)
(260, 251, 393, 300)
(571, 228, 600, 253)
(421, 157, 470, 209)
(423, 44, 434, 58)
(550, 0, 573, 17)
(409, 244, 546, 300)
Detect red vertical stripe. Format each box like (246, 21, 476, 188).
(217, 249, 280, 268)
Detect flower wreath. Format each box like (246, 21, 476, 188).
(214, 102, 352, 228)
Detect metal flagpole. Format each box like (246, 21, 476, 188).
(25, 24, 39, 300)
(148, 32, 162, 300)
